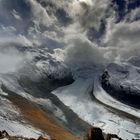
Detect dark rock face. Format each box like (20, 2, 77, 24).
(84, 127, 122, 140)
(0, 130, 9, 139)
(106, 134, 122, 140)
(101, 61, 140, 109)
(86, 127, 105, 140)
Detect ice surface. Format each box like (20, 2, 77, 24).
(94, 75, 140, 118)
(53, 77, 140, 140)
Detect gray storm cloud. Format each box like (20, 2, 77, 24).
(0, 0, 140, 76)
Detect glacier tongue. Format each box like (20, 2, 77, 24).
(52, 77, 140, 140)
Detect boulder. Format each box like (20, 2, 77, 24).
(106, 134, 122, 140)
(0, 131, 3, 139)
(38, 135, 49, 140)
(84, 127, 123, 140)
(85, 127, 105, 140)
(0, 130, 9, 138)
(2, 130, 9, 137)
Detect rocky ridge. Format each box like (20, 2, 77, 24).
(0, 127, 123, 140)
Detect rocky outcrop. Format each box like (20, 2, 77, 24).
(0, 130, 50, 140)
(84, 127, 122, 140)
(0, 130, 9, 139)
(84, 127, 105, 140)
(38, 136, 51, 140)
(101, 62, 140, 109)
(106, 134, 122, 140)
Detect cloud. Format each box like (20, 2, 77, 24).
(26, 0, 140, 74)
(0, 0, 140, 77)
(125, 7, 140, 21)
(27, 0, 55, 27)
(11, 9, 22, 21)
(103, 19, 140, 60)
(0, 48, 25, 74)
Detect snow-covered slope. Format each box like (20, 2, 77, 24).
(0, 117, 45, 139)
(0, 93, 50, 139)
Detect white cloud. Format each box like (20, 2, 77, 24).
(11, 9, 22, 21)
(103, 20, 140, 60)
(27, 0, 56, 27)
(125, 7, 140, 22)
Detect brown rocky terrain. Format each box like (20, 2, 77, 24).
(1, 86, 123, 140)
(5, 92, 79, 140)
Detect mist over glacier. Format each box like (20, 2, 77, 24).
(0, 0, 140, 139)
